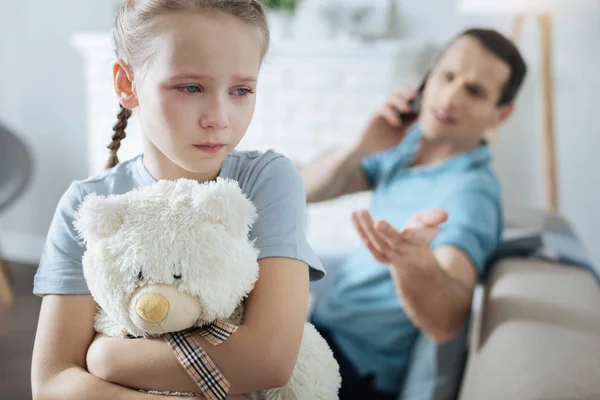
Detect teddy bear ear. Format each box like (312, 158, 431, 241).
(74, 193, 128, 243)
(193, 178, 257, 238)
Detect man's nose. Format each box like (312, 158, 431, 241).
(200, 97, 229, 130)
(439, 82, 463, 112)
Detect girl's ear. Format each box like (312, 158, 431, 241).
(192, 178, 257, 238)
(74, 193, 129, 243)
(113, 60, 138, 109)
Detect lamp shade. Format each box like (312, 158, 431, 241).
(457, 0, 597, 14)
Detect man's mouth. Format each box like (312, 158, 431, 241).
(431, 109, 458, 125)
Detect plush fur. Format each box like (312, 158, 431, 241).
(74, 178, 341, 400)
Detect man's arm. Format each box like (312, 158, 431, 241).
(299, 142, 371, 203)
(391, 245, 476, 343)
(31, 295, 203, 400)
(299, 87, 419, 203)
(351, 209, 479, 343)
(87, 257, 309, 395)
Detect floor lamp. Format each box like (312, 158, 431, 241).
(458, 0, 594, 212)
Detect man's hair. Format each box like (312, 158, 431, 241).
(461, 28, 527, 105)
(426, 28, 527, 106)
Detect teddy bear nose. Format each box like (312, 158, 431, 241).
(135, 293, 170, 323)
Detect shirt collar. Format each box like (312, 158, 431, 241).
(403, 125, 492, 173)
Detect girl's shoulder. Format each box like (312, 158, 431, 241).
(222, 149, 300, 187)
(73, 154, 151, 199)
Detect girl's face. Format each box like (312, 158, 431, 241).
(124, 11, 263, 181)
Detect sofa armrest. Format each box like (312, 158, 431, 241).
(459, 258, 600, 400)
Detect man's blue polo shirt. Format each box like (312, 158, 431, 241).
(312, 125, 503, 393)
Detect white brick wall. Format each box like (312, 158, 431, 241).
(71, 35, 437, 251)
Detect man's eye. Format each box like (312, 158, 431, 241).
(467, 86, 483, 97)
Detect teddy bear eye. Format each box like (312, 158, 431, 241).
(137, 271, 144, 280)
(173, 274, 182, 280)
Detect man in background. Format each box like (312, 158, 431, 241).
(300, 28, 527, 399)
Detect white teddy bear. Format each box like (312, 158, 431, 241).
(73, 178, 341, 400)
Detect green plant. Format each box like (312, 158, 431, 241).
(261, 0, 297, 13)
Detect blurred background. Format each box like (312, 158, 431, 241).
(1, 0, 599, 398)
(1, 0, 598, 265)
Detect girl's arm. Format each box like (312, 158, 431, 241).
(87, 256, 309, 395)
(31, 294, 206, 400)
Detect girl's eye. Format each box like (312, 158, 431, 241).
(177, 85, 201, 94)
(233, 88, 253, 97)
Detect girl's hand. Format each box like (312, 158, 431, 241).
(86, 333, 252, 399)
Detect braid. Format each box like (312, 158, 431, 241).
(106, 104, 132, 169)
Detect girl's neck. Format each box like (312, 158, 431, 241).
(142, 140, 221, 183)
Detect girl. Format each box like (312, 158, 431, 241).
(31, 1, 324, 399)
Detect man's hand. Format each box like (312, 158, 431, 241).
(351, 208, 447, 268)
(356, 87, 421, 154)
(351, 208, 477, 343)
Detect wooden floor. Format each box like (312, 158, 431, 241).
(0, 262, 41, 400)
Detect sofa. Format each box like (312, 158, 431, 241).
(457, 206, 600, 400)
(309, 206, 600, 400)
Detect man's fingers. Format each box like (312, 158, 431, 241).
(366, 242, 391, 264)
(352, 211, 370, 244)
(375, 220, 439, 248)
(353, 211, 392, 264)
(404, 208, 448, 230)
(352, 212, 389, 263)
(387, 97, 411, 114)
(393, 87, 418, 100)
(357, 211, 393, 253)
(377, 105, 402, 129)
(399, 227, 440, 246)
(374, 220, 404, 247)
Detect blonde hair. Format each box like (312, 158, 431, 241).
(106, 0, 270, 169)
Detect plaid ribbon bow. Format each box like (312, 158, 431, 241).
(165, 319, 239, 400)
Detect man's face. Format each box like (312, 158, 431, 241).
(418, 36, 513, 145)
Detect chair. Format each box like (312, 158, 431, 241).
(0, 122, 34, 308)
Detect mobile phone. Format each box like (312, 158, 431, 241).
(398, 75, 427, 124)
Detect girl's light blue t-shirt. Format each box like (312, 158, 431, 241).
(33, 150, 324, 296)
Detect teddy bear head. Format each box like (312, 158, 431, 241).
(74, 178, 259, 337)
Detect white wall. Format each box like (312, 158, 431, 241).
(0, 0, 598, 265)
(0, 0, 116, 262)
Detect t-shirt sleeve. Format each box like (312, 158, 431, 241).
(431, 190, 502, 276)
(247, 156, 325, 281)
(33, 182, 90, 296)
(360, 152, 382, 189)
